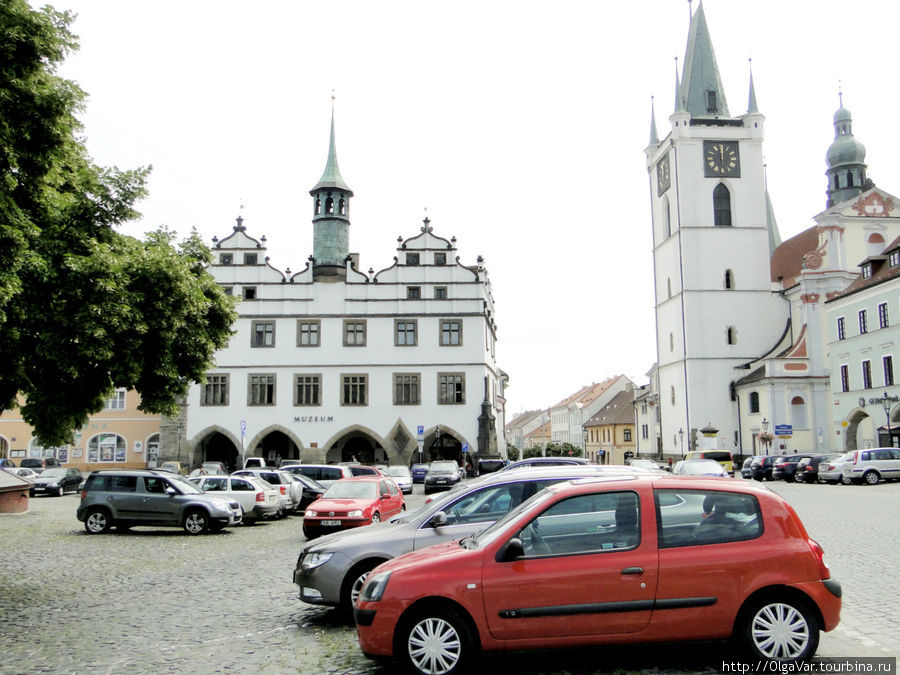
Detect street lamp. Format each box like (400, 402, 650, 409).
(678, 428, 684, 458)
(869, 392, 898, 447)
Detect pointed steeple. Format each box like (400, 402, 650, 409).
(747, 60, 759, 114)
(312, 105, 353, 194)
(673, 57, 685, 113)
(649, 96, 659, 145)
(681, 1, 729, 117)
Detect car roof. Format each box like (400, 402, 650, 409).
(549, 473, 770, 496)
(331, 476, 385, 482)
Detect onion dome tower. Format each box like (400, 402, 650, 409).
(825, 95, 868, 208)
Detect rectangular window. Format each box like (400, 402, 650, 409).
(222, 286, 233, 296)
(104, 388, 127, 411)
(440, 319, 462, 346)
(407, 286, 421, 299)
(220, 253, 233, 265)
(884, 356, 894, 387)
(242, 287, 256, 300)
(251, 320, 275, 347)
(837, 316, 845, 340)
(406, 252, 420, 266)
(434, 252, 446, 266)
(655, 489, 761, 548)
(294, 375, 321, 406)
(244, 253, 258, 265)
(434, 286, 447, 299)
(878, 302, 889, 329)
(840, 365, 850, 392)
(641, 424, 649, 440)
(862, 264, 872, 279)
(859, 310, 868, 334)
(249, 374, 275, 405)
(438, 373, 465, 404)
(395, 320, 417, 346)
(624, 429, 632, 442)
(297, 320, 320, 347)
(705, 90, 717, 113)
(343, 320, 366, 346)
(202, 375, 229, 406)
(890, 251, 899, 267)
(394, 374, 420, 405)
(862, 360, 872, 389)
(342, 374, 367, 406)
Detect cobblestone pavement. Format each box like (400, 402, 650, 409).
(0, 479, 896, 674)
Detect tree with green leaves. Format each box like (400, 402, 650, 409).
(0, 1, 236, 445)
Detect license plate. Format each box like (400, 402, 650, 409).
(320, 519, 340, 526)
(436, 479, 447, 484)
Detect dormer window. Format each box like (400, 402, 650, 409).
(861, 264, 872, 279)
(890, 251, 899, 267)
(434, 252, 447, 266)
(406, 253, 420, 266)
(706, 90, 717, 113)
(220, 253, 233, 265)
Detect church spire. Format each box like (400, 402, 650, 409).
(825, 90, 868, 208)
(673, 57, 685, 113)
(681, 1, 729, 117)
(649, 96, 659, 145)
(312, 99, 353, 194)
(747, 60, 759, 114)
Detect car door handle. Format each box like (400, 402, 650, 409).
(621, 567, 644, 575)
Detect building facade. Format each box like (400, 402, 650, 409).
(179, 114, 507, 470)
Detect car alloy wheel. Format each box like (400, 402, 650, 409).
(183, 509, 209, 535)
(343, 561, 383, 610)
(863, 471, 880, 485)
(84, 508, 111, 534)
(404, 610, 472, 675)
(371, 512, 381, 523)
(742, 599, 817, 662)
(57, 485, 65, 497)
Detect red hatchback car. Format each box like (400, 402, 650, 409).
(303, 477, 404, 540)
(355, 475, 841, 674)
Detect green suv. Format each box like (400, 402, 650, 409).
(77, 469, 242, 535)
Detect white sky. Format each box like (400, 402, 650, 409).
(43, 0, 900, 417)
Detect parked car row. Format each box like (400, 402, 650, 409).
(739, 448, 900, 485)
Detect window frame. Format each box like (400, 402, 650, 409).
(837, 316, 846, 340)
(201, 374, 229, 406)
(434, 252, 447, 266)
(294, 374, 322, 406)
(297, 319, 321, 347)
(878, 302, 889, 329)
(840, 364, 850, 393)
(343, 320, 367, 347)
(104, 388, 127, 411)
(859, 309, 868, 335)
(341, 374, 368, 406)
(393, 373, 421, 406)
(438, 372, 465, 405)
(440, 319, 462, 346)
(248, 373, 276, 406)
(251, 320, 275, 348)
(394, 319, 418, 346)
(407, 286, 421, 300)
(884, 355, 894, 387)
(862, 360, 872, 389)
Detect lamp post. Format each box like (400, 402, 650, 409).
(869, 392, 899, 447)
(761, 418, 770, 455)
(679, 428, 684, 458)
(582, 427, 588, 462)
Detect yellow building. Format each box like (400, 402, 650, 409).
(584, 390, 637, 465)
(0, 389, 161, 473)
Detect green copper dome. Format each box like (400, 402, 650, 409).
(826, 106, 866, 168)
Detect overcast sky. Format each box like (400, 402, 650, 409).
(44, 0, 900, 417)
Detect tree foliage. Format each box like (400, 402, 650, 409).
(0, 1, 236, 444)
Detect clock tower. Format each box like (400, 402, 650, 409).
(645, 1, 787, 457)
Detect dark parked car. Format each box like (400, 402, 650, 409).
(795, 453, 842, 483)
(19, 457, 61, 474)
(287, 472, 326, 509)
(410, 463, 429, 483)
(740, 456, 760, 479)
(423, 460, 463, 494)
(30, 467, 83, 497)
(749, 455, 777, 481)
(476, 458, 505, 475)
(771, 454, 818, 482)
(0, 458, 15, 469)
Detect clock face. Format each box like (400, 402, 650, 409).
(704, 141, 740, 177)
(656, 155, 671, 196)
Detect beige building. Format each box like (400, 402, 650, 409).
(585, 390, 637, 464)
(0, 389, 161, 473)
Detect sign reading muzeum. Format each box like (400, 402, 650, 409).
(179, 109, 508, 471)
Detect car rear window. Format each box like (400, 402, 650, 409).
(654, 489, 761, 548)
(87, 475, 137, 492)
(702, 452, 732, 462)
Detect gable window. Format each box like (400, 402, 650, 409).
(726, 326, 736, 345)
(724, 270, 733, 289)
(341, 374, 367, 406)
(884, 356, 894, 386)
(840, 365, 849, 393)
(394, 374, 420, 405)
(434, 286, 448, 299)
(434, 252, 447, 266)
(878, 302, 889, 329)
(862, 360, 872, 389)
(249, 374, 275, 406)
(104, 388, 127, 411)
(251, 320, 275, 347)
(406, 252, 420, 266)
(440, 319, 462, 346)
(220, 253, 233, 265)
(407, 286, 421, 299)
(242, 287, 256, 300)
(294, 374, 321, 406)
(297, 320, 320, 347)
(749, 391, 760, 414)
(438, 373, 465, 404)
(713, 184, 732, 226)
(395, 320, 417, 346)
(837, 317, 846, 340)
(344, 320, 366, 346)
(859, 309, 868, 334)
(244, 253, 258, 265)
(202, 375, 229, 406)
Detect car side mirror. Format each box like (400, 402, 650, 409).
(381, 492, 390, 500)
(496, 537, 524, 563)
(430, 511, 448, 528)
(165, 487, 177, 495)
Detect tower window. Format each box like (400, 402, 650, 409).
(315, 198, 321, 215)
(325, 196, 334, 214)
(713, 183, 732, 227)
(726, 326, 736, 345)
(706, 90, 717, 113)
(724, 269, 734, 289)
(339, 198, 346, 215)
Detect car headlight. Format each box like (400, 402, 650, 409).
(348, 510, 363, 518)
(360, 571, 391, 602)
(302, 552, 333, 570)
(305, 510, 317, 517)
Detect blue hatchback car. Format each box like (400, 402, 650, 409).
(410, 463, 429, 483)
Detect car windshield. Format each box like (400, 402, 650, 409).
(386, 466, 411, 478)
(41, 468, 66, 478)
(323, 481, 377, 500)
(430, 461, 458, 472)
(469, 488, 555, 548)
(169, 474, 203, 494)
(20, 459, 42, 468)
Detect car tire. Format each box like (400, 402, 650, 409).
(341, 560, 385, 611)
(738, 597, 819, 662)
(57, 485, 65, 497)
(183, 509, 209, 535)
(84, 508, 112, 535)
(841, 475, 852, 485)
(371, 512, 381, 523)
(399, 607, 474, 675)
(863, 470, 880, 485)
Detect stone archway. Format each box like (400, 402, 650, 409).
(844, 408, 876, 451)
(192, 426, 241, 472)
(423, 425, 466, 465)
(321, 425, 388, 465)
(248, 428, 302, 466)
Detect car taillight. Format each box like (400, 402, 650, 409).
(256, 492, 265, 502)
(851, 451, 859, 464)
(809, 539, 830, 579)
(280, 485, 287, 495)
(80, 489, 87, 500)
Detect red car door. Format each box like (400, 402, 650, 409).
(481, 488, 658, 641)
(379, 479, 403, 517)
